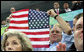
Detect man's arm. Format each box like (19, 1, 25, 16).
(47, 9, 72, 35)
(56, 16, 72, 35)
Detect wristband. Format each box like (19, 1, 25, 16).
(54, 15, 58, 19)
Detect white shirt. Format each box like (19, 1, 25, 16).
(64, 8, 72, 12)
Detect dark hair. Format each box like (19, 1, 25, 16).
(74, 13, 83, 20)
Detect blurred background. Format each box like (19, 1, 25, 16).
(1, 1, 72, 21)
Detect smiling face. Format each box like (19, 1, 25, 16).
(63, 3, 69, 9)
(5, 36, 22, 51)
(54, 2, 60, 9)
(50, 26, 62, 43)
(74, 17, 83, 51)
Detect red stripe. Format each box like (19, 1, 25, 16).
(12, 14, 28, 18)
(32, 45, 49, 48)
(9, 26, 29, 29)
(13, 9, 29, 13)
(10, 20, 28, 24)
(30, 37, 49, 41)
(23, 31, 49, 35)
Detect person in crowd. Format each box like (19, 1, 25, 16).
(47, 9, 76, 51)
(47, 9, 83, 51)
(62, 2, 72, 13)
(47, 9, 72, 35)
(71, 1, 83, 11)
(1, 20, 9, 38)
(1, 30, 33, 51)
(42, 22, 73, 51)
(74, 16, 83, 51)
(45, 24, 63, 51)
(56, 14, 83, 51)
(1, 20, 7, 28)
(67, 13, 83, 51)
(53, 2, 63, 15)
(33, 24, 62, 51)
(8, 7, 16, 20)
(36, 8, 40, 11)
(10, 7, 16, 13)
(3, 7, 16, 33)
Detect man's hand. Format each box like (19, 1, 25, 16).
(47, 9, 57, 17)
(56, 42, 66, 51)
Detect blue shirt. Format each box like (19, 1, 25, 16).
(61, 32, 74, 51)
(45, 42, 58, 51)
(33, 32, 74, 51)
(33, 42, 58, 51)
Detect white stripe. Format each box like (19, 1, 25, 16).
(31, 41, 49, 45)
(10, 17, 28, 21)
(12, 11, 28, 15)
(26, 34, 49, 38)
(9, 23, 28, 27)
(8, 28, 49, 32)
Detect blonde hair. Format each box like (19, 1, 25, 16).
(1, 30, 33, 51)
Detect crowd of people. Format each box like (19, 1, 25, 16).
(1, 1, 83, 51)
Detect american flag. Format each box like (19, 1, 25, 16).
(8, 9, 50, 48)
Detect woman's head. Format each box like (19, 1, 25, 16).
(1, 30, 33, 51)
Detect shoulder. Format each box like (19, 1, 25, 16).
(62, 32, 74, 42)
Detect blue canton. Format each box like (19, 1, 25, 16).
(28, 9, 49, 29)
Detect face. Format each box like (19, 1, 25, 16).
(63, 3, 69, 9)
(36, 9, 39, 11)
(73, 18, 78, 32)
(5, 36, 22, 51)
(54, 2, 59, 9)
(10, 8, 15, 13)
(74, 17, 83, 51)
(2, 21, 6, 25)
(50, 26, 62, 43)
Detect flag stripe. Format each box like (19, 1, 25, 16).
(9, 23, 28, 27)
(8, 28, 49, 32)
(23, 31, 49, 35)
(10, 20, 28, 24)
(31, 41, 49, 45)
(9, 26, 29, 29)
(11, 17, 28, 21)
(12, 11, 28, 16)
(26, 35, 49, 38)
(30, 38, 49, 41)
(12, 14, 28, 18)
(32, 45, 49, 48)
(13, 9, 29, 13)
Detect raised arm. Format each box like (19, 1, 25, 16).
(47, 9, 72, 35)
